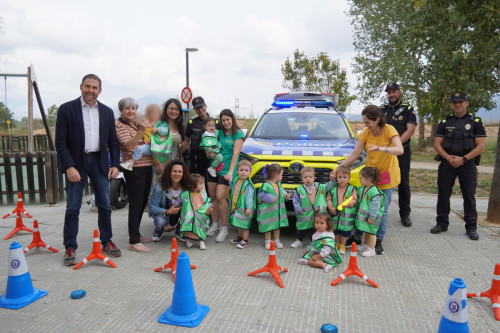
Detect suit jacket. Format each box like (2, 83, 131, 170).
(55, 97, 120, 175)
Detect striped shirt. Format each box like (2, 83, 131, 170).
(115, 120, 153, 167)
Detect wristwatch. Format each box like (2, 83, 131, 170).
(462, 156, 468, 163)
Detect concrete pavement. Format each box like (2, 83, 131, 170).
(0, 193, 498, 332)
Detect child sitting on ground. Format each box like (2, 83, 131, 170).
(327, 165, 358, 255)
(355, 167, 385, 258)
(299, 211, 341, 272)
(199, 117, 224, 177)
(257, 163, 290, 249)
(176, 173, 213, 250)
(120, 104, 171, 171)
(291, 167, 336, 248)
(228, 160, 255, 249)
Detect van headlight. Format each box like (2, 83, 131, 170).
(239, 153, 259, 165)
(350, 152, 366, 170)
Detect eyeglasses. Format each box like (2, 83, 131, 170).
(168, 107, 179, 112)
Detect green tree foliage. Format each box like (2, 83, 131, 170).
(0, 102, 14, 129)
(281, 50, 356, 112)
(47, 104, 58, 126)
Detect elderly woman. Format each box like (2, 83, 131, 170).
(149, 159, 189, 241)
(331, 105, 403, 255)
(115, 97, 153, 252)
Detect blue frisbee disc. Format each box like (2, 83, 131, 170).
(71, 290, 86, 299)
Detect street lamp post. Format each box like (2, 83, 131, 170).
(185, 48, 198, 125)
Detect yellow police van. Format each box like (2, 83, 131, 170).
(240, 92, 365, 203)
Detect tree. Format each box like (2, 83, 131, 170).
(0, 102, 14, 130)
(281, 50, 356, 112)
(47, 104, 58, 126)
(487, 122, 500, 223)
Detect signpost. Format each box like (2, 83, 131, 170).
(181, 86, 192, 125)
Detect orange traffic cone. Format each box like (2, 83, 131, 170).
(23, 220, 59, 254)
(73, 229, 116, 270)
(3, 192, 32, 219)
(467, 263, 500, 321)
(4, 216, 33, 240)
(248, 241, 288, 288)
(154, 238, 196, 282)
(331, 242, 378, 288)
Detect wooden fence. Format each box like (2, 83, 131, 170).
(0, 151, 91, 205)
(0, 135, 51, 153)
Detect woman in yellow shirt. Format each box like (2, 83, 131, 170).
(331, 105, 404, 255)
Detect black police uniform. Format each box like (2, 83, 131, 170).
(382, 101, 417, 219)
(185, 115, 219, 175)
(435, 112, 486, 232)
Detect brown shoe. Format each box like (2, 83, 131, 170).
(102, 241, 121, 257)
(64, 249, 76, 266)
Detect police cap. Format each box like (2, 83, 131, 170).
(385, 82, 401, 92)
(192, 96, 206, 109)
(450, 92, 468, 102)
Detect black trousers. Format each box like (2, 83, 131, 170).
(189, 152, 210, 175)
(124, 166, 153, 244)
(397, 146, 411, 218)
(436, 160, 477, 231)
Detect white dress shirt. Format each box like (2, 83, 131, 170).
(81, 97, 100, 153)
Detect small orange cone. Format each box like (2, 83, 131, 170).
(154, 238, 196, 282)
(331, 243, 378, 288)
(23, 220, 59, 254)
(467, 263, 500, 321)
(3, 192, 32, 219)
(248, 241, 288, 288)
(73, 229, 116, 270)
(4, 216, 33, 240)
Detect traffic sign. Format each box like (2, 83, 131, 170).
(181, 87, 192, 104)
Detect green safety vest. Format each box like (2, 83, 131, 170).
(330, 184, 357, 232)
(295, 183, 327, 230)
(354, 185, 385, 235)
(229, 177, 255, 230)
(257, 182, 288, 233)
(179, 191, 212, 240)
(303, 236, 342, 267)
(199, 132, 221, 154)
(150, 121, 172, 163)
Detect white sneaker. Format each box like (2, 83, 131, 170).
(323, 264, 333, 273)
(290, 239, 303, 248)
(199, 241, 206, 250)
(298, 258, 309, 265)
(120, 160, 134, 171)
(186, 239, 193, 248)
(361, 247, 376, 257)
(357, 243, 369, 252)
(265, 240, 271, 250)
(206, 222, 220, 237)
(152, 233, 162, 242)
(215, 227, 228, 243)
(274, 239, 284, 249)
(207, 167, 217, 177)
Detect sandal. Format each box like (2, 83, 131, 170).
(140, 236, 152, 243)
(128, 243, 151, 252)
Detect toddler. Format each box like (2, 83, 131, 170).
(257, 163, 290, 249)
(229, 160, 255, 249)
(327, 165, 357, 255)
(355, 167, 385, 257)
(199, 117, 224, 177)
(298, 212, 341, 272)
(176, 173, 213, 250)
(120, 104, 171, 171)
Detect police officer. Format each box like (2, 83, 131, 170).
(382, 83, 416, 227)
(431, 92, 486, 240)
(183, 96, 219, 175)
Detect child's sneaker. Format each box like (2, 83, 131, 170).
(230, 236, 242, 244)
(298, 258, 309, 265)
(186, 239, 193, 248)
(274, 239, 284, 249)
(338, 244, 346, 255)
(323, 264, 333, 272)
(357, 243, 369, 252)
(264, 240, 271, 250)
(206, 222, 220, 237)
(199, 241, 206, 250)
(216, 163, 224, 173)
(289, 239, 303, 248)
(361, 247, 376, 257)
(236, 240, 248, 249)
(207, 166, 217, 177)
(120, 160, 134, 171)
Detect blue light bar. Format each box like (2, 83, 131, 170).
(311, 101, 335, 107)
(273, 100, 295, 107)
(300, 133, 309, 138)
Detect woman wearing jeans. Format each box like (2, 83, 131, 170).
(331, 105, 403, 255)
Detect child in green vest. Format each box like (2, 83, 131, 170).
(355, 167, 385, 258)
(199, 117, 224, 177)
(257, 163, 290, 249)
(176, 173, 213, 250)
(229, 160, 255, 249)
(327, 165, 358, 255)
(298, 212, 341, 272)
(291, 167, 336, 248)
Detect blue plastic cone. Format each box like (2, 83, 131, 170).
(158, 252, 209, 327)
(0, 242, 47, 309)
(438, 278, 469, 333)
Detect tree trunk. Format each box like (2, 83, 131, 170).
(430, 115, 438, 147)
(486, 121, 500, 223)
(416, 92, 425, 147)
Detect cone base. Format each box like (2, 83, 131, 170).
(158, 304, 210, 327)
(0, 288, 48, 310)
(438, 316, 469, 333)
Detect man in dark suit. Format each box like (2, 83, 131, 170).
(55, 74, 121, 266)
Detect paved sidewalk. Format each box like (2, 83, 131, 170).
(0, 194, 498, 333)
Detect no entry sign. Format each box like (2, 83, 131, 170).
(181, 87, 192, 104)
